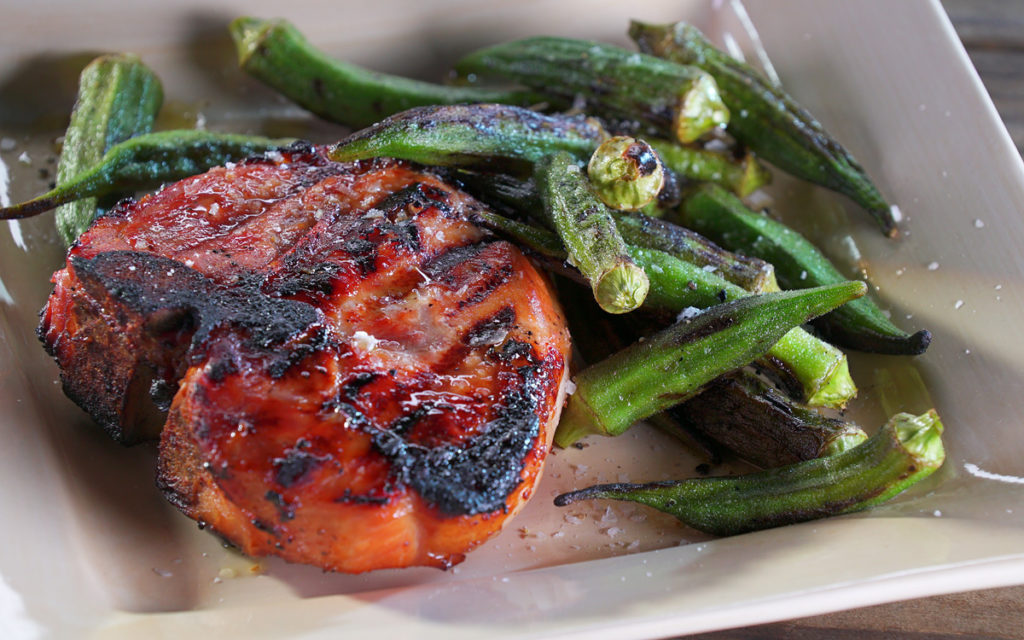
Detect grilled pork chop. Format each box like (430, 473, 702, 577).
(40, 144, 570, 572)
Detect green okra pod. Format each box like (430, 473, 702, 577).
(612, 212, 777, 293)
(536, 151, 648, 314)
(633, 245, 857, 409)
(468, 210, 856, 409)
(557, 278, 723, 463)
(328, 103, 606, 173)
(453, 37, 729, 144)
(647, 138, 771, 198)
(55, 53, 163, 246)
(0, 130, 295, 220)
(555, 410, 944, 536)
(553, 281, 865, 446)
(587, 136, 665, 211)
(455, 171, 776, 293)
(680, 183, 931, 355)
(667, 372, 868, 469)
(630, 21, 897, 237)
(230, 17, 544, 129)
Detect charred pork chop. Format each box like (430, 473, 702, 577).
(40, 144, 570, 572)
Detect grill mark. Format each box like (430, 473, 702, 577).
(465, 307, 515, 347)
(421, 241, 489, 281)
(459, 263, 515, 310)
(343, 372, 379, 400)
(371, 366, 542, 516)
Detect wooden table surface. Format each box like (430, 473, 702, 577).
(687, 2, 1024, 638)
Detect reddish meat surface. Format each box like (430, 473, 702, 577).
(39, 145, 570, 572)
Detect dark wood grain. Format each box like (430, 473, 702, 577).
(680, 2, 1024, 637)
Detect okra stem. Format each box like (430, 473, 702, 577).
(630, 21, 897, 237)
(680, 184, 931, 355)
(553, 281, 865, 446)
(555, 410, 944, 536)
(230, 17, 544, 129)
(0, 131, 294, 219)
(587, 136, 665, 211)
(328, 103, 606, 173)
(536, 151, 648, 314)
(55, 54, 163, 245)
(453, 37, 729, 143)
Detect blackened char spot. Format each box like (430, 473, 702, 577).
(371, 367, 543, 516)
(465, 307, 515, 348)
(335, 488, 391, 505)
(375, 182, 451, 220)
(273, 448, 326, 488)
(421, 241, 487, 282)
(343, 237, 378, 275)
(343, 372, 378, 400)
(625, 141, 660, 176)
(71, 251, 317, 357)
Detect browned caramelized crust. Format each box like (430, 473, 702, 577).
(39, 145, 570, 572)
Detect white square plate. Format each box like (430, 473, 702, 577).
(2, 1, 1024, 638)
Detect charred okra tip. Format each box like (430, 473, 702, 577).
(587, 136, 666, 211)
(555, 409, 945, 537)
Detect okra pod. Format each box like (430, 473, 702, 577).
(613, 212, 777, 293)
(555, 410, 944, 536)
(630, 21, 897, 237)
(647, 138, 771, 198)
(536, 151, 648, 314)
(667, 372, 867, 469)
(55, 53, 163, 246)
(0, 131, 294, 220)
(453, 37, 729, 143)
(587, 136, 665, 211)
(455, 171, 776, 292)
(553, 280, 866, 446)
(470, 210, 856, 408)
(680, 184, 930, 355)
(633, 246, 857, 409)
(328, 103, 606, 173)
(557, 279, 722, 463)
(230, 17, 543, 129)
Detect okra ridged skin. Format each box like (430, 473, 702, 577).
(1, 131, 295, 219)
(536, 151, 649, 314)
(613, 212, 777, 293)
(648, 138, 771, 198)
(454, 171, 776, 293)
(555, 410, 944, 537)
(630, 21, 897, 237)
(230, 17, 543, 129)
(553, 281, 865, 447)
(453, 37, 729, 144)
(55, 54, 163, 246)
(680, 184, 931, 355)
(329, 104, 606, 173)
(632, 246, 856, 409)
